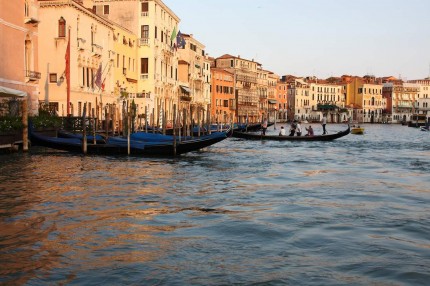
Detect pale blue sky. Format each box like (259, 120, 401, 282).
(163, 0, 430, 80)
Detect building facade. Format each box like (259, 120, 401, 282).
(38, 0, 116, 120)
(215, 54, 260, 123)
(210, 68, 234, 124)
(90, 0, 180, 127)
(0, 0, 40, 114)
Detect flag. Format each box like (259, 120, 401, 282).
(176, 30, 186, 49)
(101, 77, 106, 92)
(170, 26, 177, 42)
(65, 34, 70, 81)
(95, 63, 102, 88)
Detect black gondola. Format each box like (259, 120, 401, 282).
(30, 127, 232, 156)
(232, 125, 350, 141)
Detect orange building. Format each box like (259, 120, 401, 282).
(210, 68, 235, 124)
(0, 0, 40, 114)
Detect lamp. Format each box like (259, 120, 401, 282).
(58, 72, 65, 84)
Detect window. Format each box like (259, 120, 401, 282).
(140, 58, 148, 74)
(155, 26, 157, 39)
(49, 73, 57, 83)
(58, 17, 66, 38)
(141, 2, 148, 12)
(104, 5, 109, 14)
(141, 25, 149, 38)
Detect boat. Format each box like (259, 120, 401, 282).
(351, 126, 364, 135)
(232, 125, 350, 141)
(420, 126, 429, 132)
(30, 127, 232, 156)
(408, 114, 428, 127)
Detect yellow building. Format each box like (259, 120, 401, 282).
(38, 0, 116, 118)
(345, 76, 385, 123)
(112, 23, 139, 109)
(89, 0, 180, 127)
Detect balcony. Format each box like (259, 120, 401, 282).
(25, 70, 41, 81)
(141, 12, 148, 17)
(24, 3, 39, 24)
(138, 38, 150, 47)
(91, 44, 103, 57)
(180, 95, 192, 102)
(140, 74, 149, 80)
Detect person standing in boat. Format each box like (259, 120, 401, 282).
(289, 120, 297, 136)
(262, 118, 268, 135)
(321, 114, 327, 134)
(296, 121, 302, 136)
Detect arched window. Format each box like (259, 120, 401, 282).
(58, 17, 66, 37)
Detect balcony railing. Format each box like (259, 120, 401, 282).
(25, 70, 41, 81)
(140, 74, 149, 80)
(141, 12, 148, 17)
(139, 38, 150, 46)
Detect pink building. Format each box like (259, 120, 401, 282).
(0, 0, 40, 114)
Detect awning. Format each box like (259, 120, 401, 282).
(268, 99, 277, 104)
(180, 85, 191, 94)
(318, 104, 338, 109)
(0, 86, 27, 97)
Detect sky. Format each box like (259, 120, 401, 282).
(163, 0, 430, 80)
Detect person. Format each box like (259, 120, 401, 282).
(261, 118, 268, 135)
(296, 121, 302, 136)
(321, 114, 327, 134)
(305, 125, 314, 136)
(279, 126, 286, 136)
(289, 120, 297, 136)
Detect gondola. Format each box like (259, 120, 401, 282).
(30, 127, 232, 156)
(232, 125, 350, 141)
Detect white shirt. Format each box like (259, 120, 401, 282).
(322, 117, 327, 124)
(279, 128, 286, 135)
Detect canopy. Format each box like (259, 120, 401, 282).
(180, 85, 191, 94)
(0, 86, 27, 98)
(268, 99, 277, 104)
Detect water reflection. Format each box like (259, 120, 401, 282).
(1, 124, 429, 284)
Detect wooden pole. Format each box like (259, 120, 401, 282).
(197, 106, 201, 137)
(145, 106, 148, 133)
(152, 108, 155, 134)
(127, 102, 131, 155)
(92, 108, 96, 144)
(173, 104, 177, 156)
(207, 104, 211, 135)
(22, 97, 28, 152)
(82, 103, 87, 154)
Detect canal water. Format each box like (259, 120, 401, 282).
(1, 124, 429, 285)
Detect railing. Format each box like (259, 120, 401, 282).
(141, 12, 148, 17)
(140, 74, 149, 80)
(25, 70, 41, 80)
(139, 38, 150, 46)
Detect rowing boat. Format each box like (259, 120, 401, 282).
(232, 125, 350, 141)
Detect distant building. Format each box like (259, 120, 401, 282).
(214, 54, 261, 123)
(408, 79, 430, 118)
(345, 76, 385, 123)
(210, 68, 235, 124)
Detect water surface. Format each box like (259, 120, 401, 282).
(1, 124, 429, 285)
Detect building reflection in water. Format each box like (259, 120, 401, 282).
(0, 153, 184, 284)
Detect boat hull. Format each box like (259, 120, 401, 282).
(232, 126, 350, 141)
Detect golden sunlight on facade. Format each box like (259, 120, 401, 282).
(38, 0, 116, 118)
(0, 0, 40, 114)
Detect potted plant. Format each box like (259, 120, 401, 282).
(0, 116, 23, 145)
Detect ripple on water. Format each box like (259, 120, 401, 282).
(0, 124, 429, 285)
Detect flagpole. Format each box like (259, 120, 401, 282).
(66, 27, 71, 116)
